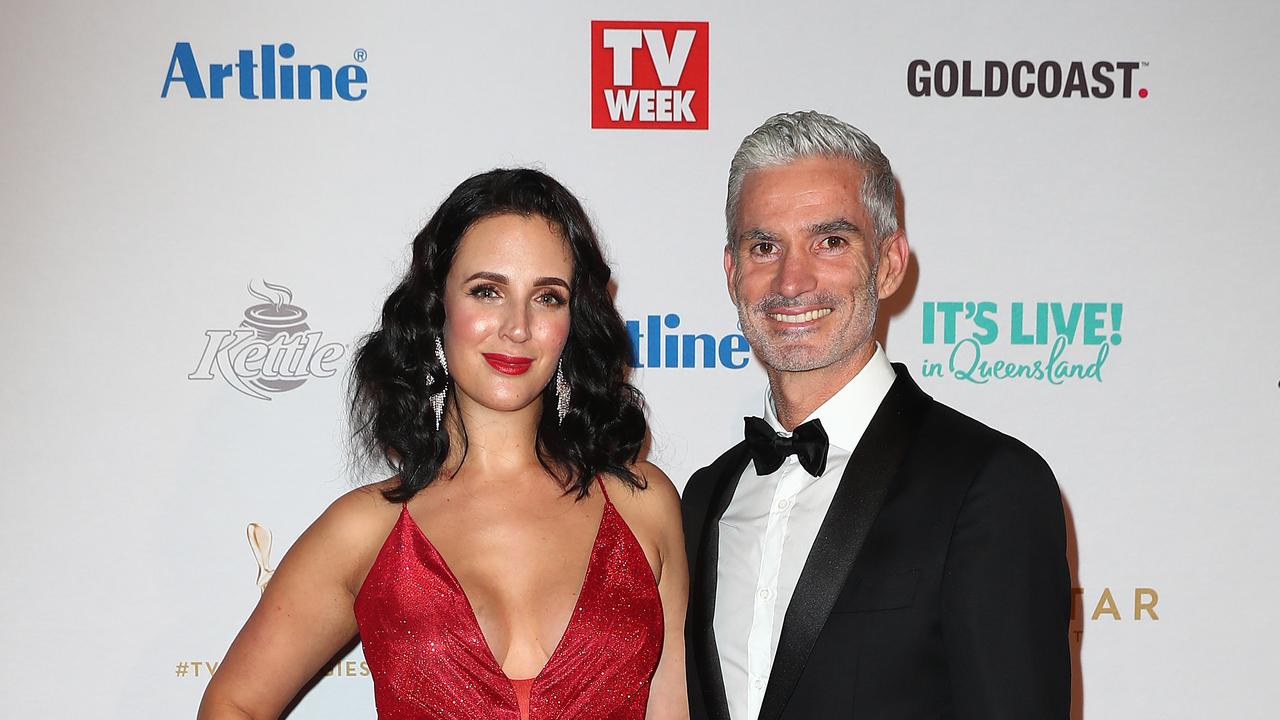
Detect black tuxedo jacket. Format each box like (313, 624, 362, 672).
(683, 365, 1071, 720)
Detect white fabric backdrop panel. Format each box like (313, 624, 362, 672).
(2, 0, 1278, 717)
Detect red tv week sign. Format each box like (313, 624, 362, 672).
(591, 21, 709, 130)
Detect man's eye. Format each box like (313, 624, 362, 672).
(750, 242, 778, 256)
(819, 236, 847, 249)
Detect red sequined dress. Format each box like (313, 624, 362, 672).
(354, 480, 664, 719)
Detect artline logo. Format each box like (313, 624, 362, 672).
(919, 301, 1122, 384)
(189, 280, 346, 400)
(162, 42, 368, 100)
(626, 314, 749, 369)
(591, 21, 709, 129)
(907, 60, 1148, 99)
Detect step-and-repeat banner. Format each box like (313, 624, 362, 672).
(3, 1, 1278, 717)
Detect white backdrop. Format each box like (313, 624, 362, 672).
(3, 1, 1279, 717)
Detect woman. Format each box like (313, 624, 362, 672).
(198, 169, 688, 719)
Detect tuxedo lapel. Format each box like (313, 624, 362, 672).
(689, 442, 751, 720)
(757, 366, 930, 720)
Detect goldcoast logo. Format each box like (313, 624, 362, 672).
(188, 280, 347, 400)
(919, 301, 1122, 385)
(907, 59, 1148, 99)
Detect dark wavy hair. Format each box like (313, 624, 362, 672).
(349, 168, 647, 502)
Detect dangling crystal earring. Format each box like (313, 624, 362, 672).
(554, 358, 570, 425)
(430, 336, 448, 431)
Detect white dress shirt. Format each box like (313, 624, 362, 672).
(714, 344, 896, 720)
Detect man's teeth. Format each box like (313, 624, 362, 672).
(768, 308, 832, 323)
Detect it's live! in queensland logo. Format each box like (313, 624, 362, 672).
(591, 21, 709, 129)
(919, 300, 1123, 385)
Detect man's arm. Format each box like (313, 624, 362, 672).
(680, 468, 714, 568)
(940, 441, 1072, 719)
(680, 466, 717, 720)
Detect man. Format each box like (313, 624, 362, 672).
(683, 111, 1071, 720)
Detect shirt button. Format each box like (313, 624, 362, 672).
(758, 588, 772, 600)
(753, 678, 765, 690)
(776, 498, 790, 510)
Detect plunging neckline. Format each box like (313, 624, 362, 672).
(400, 496, 609, 684)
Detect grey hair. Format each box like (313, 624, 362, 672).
(726, 110, 899, 245)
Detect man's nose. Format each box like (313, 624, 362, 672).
(774, 247, 818, 299)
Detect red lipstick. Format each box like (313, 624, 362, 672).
(482, 353, 534, 376)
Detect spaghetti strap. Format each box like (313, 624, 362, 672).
(595, 475, 610, 503)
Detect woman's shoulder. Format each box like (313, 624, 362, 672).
(254, 478, 406, 601)
(601, 462, 682, 535)
(318, 476, 398, 518)
(296, 479, 404, 574)
(317, 479, 405, 542)
(602, 459, 677, 498)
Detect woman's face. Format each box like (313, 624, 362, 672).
(441, 213, 574, 415)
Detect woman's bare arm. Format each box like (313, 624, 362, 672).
(197, 486, 394, 720)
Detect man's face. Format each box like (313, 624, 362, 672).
(726, 156, 887, 375)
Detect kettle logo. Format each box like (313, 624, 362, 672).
(591, 21, 709, 129)
(189, 280, 347, 400)
(246, 523, 275, 591)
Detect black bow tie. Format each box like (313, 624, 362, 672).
(743, 416, 829, 477)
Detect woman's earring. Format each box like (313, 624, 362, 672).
(435, 336, 448, 374)
(555, 358, 570, 425)
(431, 336, 448, 431)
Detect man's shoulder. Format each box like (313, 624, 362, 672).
(917, 394, 1018, 448)
(686, 438, 747, 481)
(684, 440, 748, 502)
(929, 393, 1043, 446)
(912, 393, 1057, 498)
(888, 363, 1030, 456)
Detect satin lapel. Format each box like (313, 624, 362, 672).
(757, 367, 930, 720)
(689, 442, 751, 720)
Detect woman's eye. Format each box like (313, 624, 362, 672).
(468, 284, 500, 299)
(538, 291, 568, 306)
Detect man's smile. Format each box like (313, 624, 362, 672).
(766, 306, 833, 325)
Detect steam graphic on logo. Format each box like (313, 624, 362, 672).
(241, 281, 311, 394)
(247, 523, 276, 592)
(189, 280, 347, 400)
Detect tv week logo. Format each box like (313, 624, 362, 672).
(591, 21, 709, 130)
